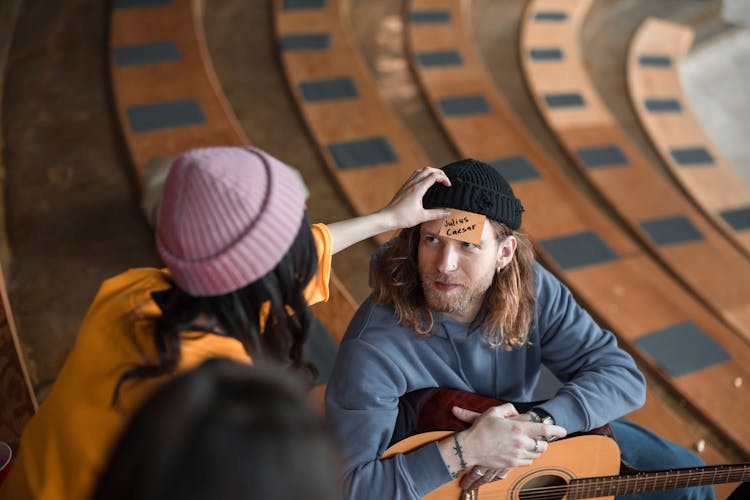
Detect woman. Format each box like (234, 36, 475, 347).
(0, 146, 450, 500)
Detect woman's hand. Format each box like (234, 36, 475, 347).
(327, 166, 452, 254)
(377, 167, 451, 230)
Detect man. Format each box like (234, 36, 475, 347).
(325, 159, 712, 499)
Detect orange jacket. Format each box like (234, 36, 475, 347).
(0, 224, 331, 500)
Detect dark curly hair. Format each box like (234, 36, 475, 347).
(113, 214, 318, 404)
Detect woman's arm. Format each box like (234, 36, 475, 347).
(327, 167, 451, 254)
(142, 159, 450, 254)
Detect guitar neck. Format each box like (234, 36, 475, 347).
(569, 463, 750, 498)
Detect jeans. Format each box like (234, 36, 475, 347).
(612, 420, 716, 500)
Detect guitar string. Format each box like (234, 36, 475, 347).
(468, 466, 749, 499)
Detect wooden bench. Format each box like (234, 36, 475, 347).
(519, 0, 750, 346)
(627, 17, 750, 259)
(0, 267, 37, 451)
(274, 0, 432, 243)
(406, 2, 748, 491)
(109, 0, 357, 401)
(0, 0, 37, 454)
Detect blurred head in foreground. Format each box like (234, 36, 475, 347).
(93, 358, 341, 500)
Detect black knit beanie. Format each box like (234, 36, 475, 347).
(423, 158, 524, 229)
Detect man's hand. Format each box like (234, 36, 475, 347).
(438, 404, 567, 491)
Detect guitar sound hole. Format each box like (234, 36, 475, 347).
(519, 475, 568, 500)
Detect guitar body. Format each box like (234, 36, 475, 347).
(383, 390, 749, 497)
(383, 432, 622, 500)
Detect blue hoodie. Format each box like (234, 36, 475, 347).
(325, 261, 645, 499)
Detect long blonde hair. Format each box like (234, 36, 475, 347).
(371, 221, 536, 349)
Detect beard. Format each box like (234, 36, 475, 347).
(419, 269, 495, 316)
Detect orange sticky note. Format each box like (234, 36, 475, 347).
(439, 209, 486, 245)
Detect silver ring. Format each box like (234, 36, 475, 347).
(533, 439, 542, 453)
(474, 468, 486, 476)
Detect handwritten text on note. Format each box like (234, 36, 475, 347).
(439, 209, 487, 245)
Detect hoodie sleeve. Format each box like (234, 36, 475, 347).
(532, 264, 646, 432)
(325, 318, 454, 500)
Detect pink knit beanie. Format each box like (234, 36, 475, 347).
(156, 146, 306, 297)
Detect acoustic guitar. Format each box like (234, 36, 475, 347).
(382, 389, 749, 499)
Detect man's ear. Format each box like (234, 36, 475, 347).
(495, 235, 518, 270)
